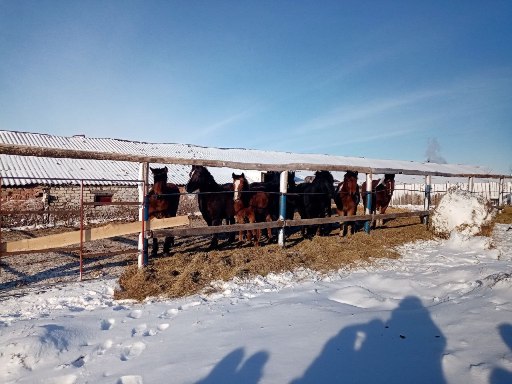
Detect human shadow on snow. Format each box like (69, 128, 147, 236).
(490, 323, 512, 384)
(291, 296, 447, 384)
(195, 347, 269, 384)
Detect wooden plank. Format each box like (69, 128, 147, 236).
(1, 142, 509, 178)
(159, 211, 429, 237)
(0, 215, 189, 253)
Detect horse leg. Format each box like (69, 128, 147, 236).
(265, 213, 273, 243)
(151, 237, 158, 257)
(163, 236, 173, 256)
(227, 216, 236, 243)
(342, 212, 350, 237)
(376, 208, 382, 228)
(248, 210, 259, 246)
(235, 212, 245, 242)
(209, 218, 220, 249)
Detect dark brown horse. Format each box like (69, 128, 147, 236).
(334, 170, 360, 237)
(232, 173, 273, 246)
(294, 170, 335, 238)
(248, 171, 297, 235)
(185, 165, 235, 248)
(148, 166, 180, 256)
(361, 173, 395, 228)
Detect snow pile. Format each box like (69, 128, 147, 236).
(431, 188, 495, 238)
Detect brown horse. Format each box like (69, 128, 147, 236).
(185, 165, 235, 249)
(334, 171, 360, 237)
(232, 173, 273, 246)
(361, 173, 395, 228)
(148, 166, 180, 256)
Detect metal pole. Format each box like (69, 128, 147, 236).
(138, 162, 149, 268)
(278, 171, 288, 247)
(423, 175, 431, 225)
(79, 179, 84, 281)
(364, 173, 372, 234)
(468, 177, 474, 194)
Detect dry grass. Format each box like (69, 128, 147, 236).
(495, 206, 512, 224)
(115, 212, 434, 301)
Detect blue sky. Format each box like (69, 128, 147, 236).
(1, 1, 511, 173)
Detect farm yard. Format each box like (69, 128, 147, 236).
(0, 194, 511, 383)
(1, 131, 511, 384)
(0, 208, 432, 299)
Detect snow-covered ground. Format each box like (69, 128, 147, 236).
(1, 192, 511, 384)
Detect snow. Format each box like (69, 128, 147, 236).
(1, 193, 511, 383)
(431, 188, 495, 237)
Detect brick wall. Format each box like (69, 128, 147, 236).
(1, 185, 199, 228)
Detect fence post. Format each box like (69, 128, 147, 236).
(138, 162, 149, 268)
(423, 175, 431, 225)
(364, 172, 372, 234)
(468, 177, 474, 194)
(498, 177, 504, 210)
(278, 171, 288, 247)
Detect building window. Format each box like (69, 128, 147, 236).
(94, 193, 113, 205)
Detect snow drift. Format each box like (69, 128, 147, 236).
(431, 188, 495, 238)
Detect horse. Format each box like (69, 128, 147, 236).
(334, 170, 360, 237)
(232, 173, 273, 246)
(249, 170, 297, 234)
(185, 165, 235, 248)
(148, 166, 180, 256)
(361, 173, 395, 228)
(294, 170, 335, 238)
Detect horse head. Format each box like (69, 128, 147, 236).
(186, 165, 214, 193)
(232, 172, 248, 201)
(383, 174, 395, 196)
(343, 171, 359, 196)
(314, 170, 336, 198)
(150, 166, 168, 185)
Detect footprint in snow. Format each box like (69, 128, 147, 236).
(117, 375, 143, 384)
(179, 301, 201, 310)
(44, 374, 78, 384)
(128, 310, 143, 319)
(159, 308, 179, 319)
(120, 341, 146, 361)
(101, 318, 115, 330)
(157, 323, 170, 331)
(132, 324, 147, 337)
(96, 339, 113, 355)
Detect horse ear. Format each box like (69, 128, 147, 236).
(241, 173, 244, 177)
(232, 172, 236, 178)
(164, 166, 168, 172)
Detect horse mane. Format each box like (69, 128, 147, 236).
(344, 170, 358, 180)
(192, 165, 221, 191)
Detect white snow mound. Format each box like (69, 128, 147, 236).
(431, 188, 495, 237)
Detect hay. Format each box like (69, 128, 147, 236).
(115, 213, 433, 301)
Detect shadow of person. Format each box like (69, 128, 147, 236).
(291, 296, 447, 384)
(196, 347, 269, 384)
(490, 323, 512, 384)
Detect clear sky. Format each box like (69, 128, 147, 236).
(1, 1, 511, 173)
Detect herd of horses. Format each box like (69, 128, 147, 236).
(148, 165, 395, 254)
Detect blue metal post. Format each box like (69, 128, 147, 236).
(142, 194, 150, 266)
(423, 175, 431, 225)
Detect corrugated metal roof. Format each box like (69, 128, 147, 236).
(0, 130, 498, 186)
